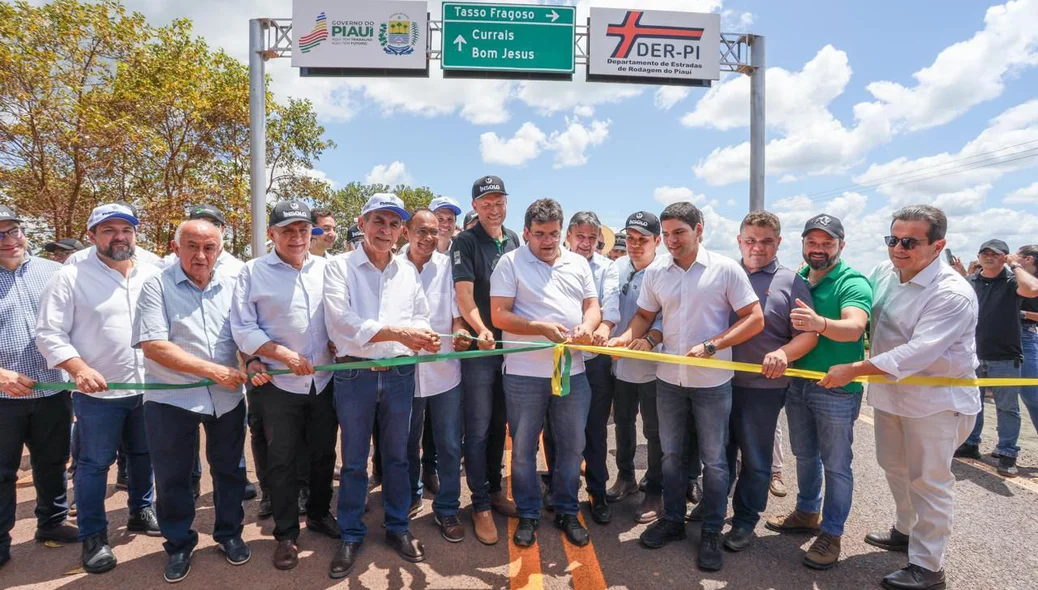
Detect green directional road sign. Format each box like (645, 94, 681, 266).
(441, 2, 575, 76)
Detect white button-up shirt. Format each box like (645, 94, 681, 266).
(408, 251, 462, 398)
(230, 252, 333, 394)
(638, 249, 758, 388)
(323, 245, 432, 361)
(614, 255, 665, 384)
(65, 245, 162, 268)
(490, 246, 597, 378)
(867, 257, 981, 418)
(36, 250, 161, 398)
(583, 252, 621, 361)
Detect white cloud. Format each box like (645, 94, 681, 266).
(574, 105, 595, 118)
(653, 186, 707, 206)
(654, 87, 691, 110)
(479, 122, 547, 167)
(547, 119, 611, 168)
(365, 161, 412, 186)
(1005, 181, 1038, 204)
(480, 119, 610, 168)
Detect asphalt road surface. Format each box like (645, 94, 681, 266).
(6, 395, 1038, 589)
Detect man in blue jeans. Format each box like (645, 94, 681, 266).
(134, 219, 251, 583)
(402, 209, 471, 542)
(490, 199, 601, 549)
(323, 194, 440, 579)
(1017, 245, 1038, 433)
(764, 213, 872, 571)
(954, 239, 1038, 476)
(610, 201, 763, 572)
(36, 203, 162, 574)
(723, 211, 818, 553)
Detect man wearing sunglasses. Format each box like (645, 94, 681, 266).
(954, 238, 1038, 476)
(764, 213, 872, 572)
(817, 205, 982, 590)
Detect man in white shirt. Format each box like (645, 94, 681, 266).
(35, 203, 162, 574)
(230, 200, 339, 571)
(610, 201, 763, 572)
(543, 211, 620, 525)
(401, 209, 471, 544)
(310, 208, 338, 257)
(64, 201, 161, 268)
(819, 205, 979, 590)
(490, 199, 601, 549)
(323, 194, 439, 579)
(133, 220, 251, 583)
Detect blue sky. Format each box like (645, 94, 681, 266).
(120, 0, 1037, 270)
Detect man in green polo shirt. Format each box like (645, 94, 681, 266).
(764, 213, 872, 572)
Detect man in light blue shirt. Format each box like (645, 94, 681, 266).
(133, 220, 251, 583)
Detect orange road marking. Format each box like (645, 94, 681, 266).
(507, 432, 544, 590)
(559, 512, 608, 590)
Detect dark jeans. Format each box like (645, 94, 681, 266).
(544, 355, 614, 497)
(144, 400, 246, 555)
(253, 381, 337, 541)
(247, 386, 310, 494)
(336, 366, 415, 541)
(726, 386, 787, 530)
(656, 380, 731, 533)
(966, 359, 1022, 458)
(461, 356, 508, 512)
(422, 409, 437, 476)
(408, 385, 463, 517)
(73, 393, 153, 540)
(505, 373, 592, 518)
(0, 392, 72, 557)
(613, 379, 699, 493)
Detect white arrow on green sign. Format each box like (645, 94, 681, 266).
(441, 2, 575, 74)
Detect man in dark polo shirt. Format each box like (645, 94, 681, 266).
(724, 210, 819, 553)
(451, 175, 520, 545)
(955, 239, 1038, 477)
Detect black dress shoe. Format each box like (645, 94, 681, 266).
(605, 477, 639, 502)
(115, 472, 128, 490)
(386, 531, 425, 563)
(244, 480, 258, 501)
(589, 495, 611, 525)
(554, 514, 590, 547)
(686, 503, 704, 522)
(723, 526, 754, 552)
(638, 475, 648, 492)
(881, 564, 947, 590)
(272, 539, 298, 570)
(698, 531, 724, 571)
(408, 499, 424, 519)
(258, 491, 273, 519)
(635, 492, 664, 524)
(163, 550, 191, 583)
(953, 443, 980, 459)
(82, 532, 117, 574)
(368, 473, 382, 491)
(640, 519, 686, 549)
(865, 527, 909, 552)
(127, 507, 161, 536)
(35, 521, 79, 544)
(513, 517, 538, 547)
(298, 487, 310, 514)
(998, 456, 1019, 478)
(687, 480, 703, 504)
(422, 471, 440, 495)
(329, 541, 362, 579)
(306, 514, 341, 539)
(219, 537, 251, 565)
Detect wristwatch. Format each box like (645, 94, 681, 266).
(702, 340, 717, 356)
(645, 333, 659, 348)
(1010, 263, 1023, 271)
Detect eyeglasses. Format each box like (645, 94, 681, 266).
(0, 227, 24, 241)
(621, 269, 636, 296)
(883, 235, 926, 250)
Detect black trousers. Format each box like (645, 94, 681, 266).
(248, 385, 311, 493)
(0, 392, 72, 557)
(253, 381, 338, 541)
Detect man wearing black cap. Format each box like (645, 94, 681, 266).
(765, 213, 872, 571)
(463, 211, 479, 231)
(450, 175, 520, 545)
(230, 200, 339, 570)
(608, 233, 627, 261)
(344, 224, 364, 253)
(43, 238, 86, 264)
(955, 238, 1038, 476)
(0, 205, 79, 571)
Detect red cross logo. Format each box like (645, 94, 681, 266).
(605, 11, 705, 59)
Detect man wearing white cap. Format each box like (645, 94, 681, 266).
(64, 201, 162, 268)
(36, 203, 162, 574)
(324, 194, 439, 578)
(429, 197, 463, 254)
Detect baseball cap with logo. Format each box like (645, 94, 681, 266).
(361, 193, 410, 221)
(801, 213, 845, 240)
(429, 196, 462, 216)
(188, 204, 226, 226)
(0, 205, 23, 224)
(625, 211, 661, 236)
(471, 175, 508, 200)
(346, 224, 363, 244)
(44, 238, 86, 253)
(612, 235, 627, 251)
(463, 210, 479, 227)
(979, 239, 1010, 255)
(269, 200, 321, 234)
(87, 203, 139, 232)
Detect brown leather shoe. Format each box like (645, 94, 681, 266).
(272, 539, 299, 570)
(765, 508, 822, 534)
(490, 491, 518, 517)
(435, 513, 465, 543)
(804, 532, 841, 570)
(635, 492, 663, 524)
(472, 509, 498, 545)
(769, 473, 788, 497)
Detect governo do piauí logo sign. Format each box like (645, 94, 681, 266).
(298, 12, 329, 53)
(379, 12, 420, 55)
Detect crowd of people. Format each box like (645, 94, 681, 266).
(1, 175, 1037, 590)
